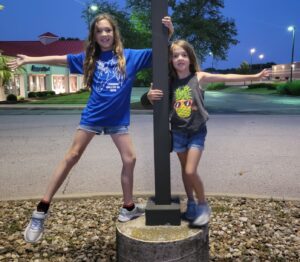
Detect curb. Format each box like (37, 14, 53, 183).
(2, 192, 299, 202)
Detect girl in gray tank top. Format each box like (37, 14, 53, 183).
(147, 40, 270, 227)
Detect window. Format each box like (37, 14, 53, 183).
(52, 75, 66, 94)
(69, 76, 78, 93)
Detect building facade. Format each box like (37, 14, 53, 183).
(0, 32, 85, 99)
(271, 62, 300, 81)
(11, 63, 83, 98)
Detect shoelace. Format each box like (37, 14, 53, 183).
(30, 217, 43, 230)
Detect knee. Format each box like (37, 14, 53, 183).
(122, 153, 136, 168)
(65, 150, 81, 165)
(184, 169, 197, 178)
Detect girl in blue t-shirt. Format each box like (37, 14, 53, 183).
(8, 13, 173, 243)
(147, 40, 269, 227)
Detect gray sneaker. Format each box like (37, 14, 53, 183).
(192, 203, 211, 227)
(24, 210, 48, 243)
(118, 204, 145, 222)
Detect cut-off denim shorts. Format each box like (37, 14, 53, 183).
(77, 124, 129, 135)
(172, 125, 207, 153)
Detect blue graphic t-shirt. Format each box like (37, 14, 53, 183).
(67, 49, 152, 126)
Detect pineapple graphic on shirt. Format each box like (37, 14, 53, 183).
(174, 85, 193, 118)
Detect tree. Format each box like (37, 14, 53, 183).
(237, 61, 250, 74)
(236, 61, 251, 85)
(82, 0, 238, 85)
(0, 56, 13, 101)
(82, 1, 139, 48)
(0, 56, 24, 101)
(127, 4, 152, 85)
(170, 0, 238, 62)
(128, 0, 238, 63)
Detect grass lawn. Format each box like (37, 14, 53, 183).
(21, 86, 278, 107)
(25, 89, 149, 110)
(25, 87, 150, 105)
(217, 86, 278, 95)
(28, 92, 90, 104)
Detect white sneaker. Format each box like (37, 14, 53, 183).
(118, 204, 145, 222)
(24, 210, 48, 243)
(192, 203, 211, 227)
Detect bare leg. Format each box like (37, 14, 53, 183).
(42, 129, 95, 202)
(177, 151, 194, 200)
(111, 133, 136, 206)
(178, 148, 206, 204)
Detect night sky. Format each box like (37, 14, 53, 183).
(0, 0, 299, 69)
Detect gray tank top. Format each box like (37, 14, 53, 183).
(170, 74, 209, 133)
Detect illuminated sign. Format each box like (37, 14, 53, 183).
(31, 65, 50, 72)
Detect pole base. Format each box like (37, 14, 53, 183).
(116, 216, 209, 262)
(145, 196, 181, 226)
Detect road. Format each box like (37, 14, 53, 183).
(0, 111, 299, 200)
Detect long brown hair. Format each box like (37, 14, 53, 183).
(83, 13, 126, 89)
(169, 40, 200, 80)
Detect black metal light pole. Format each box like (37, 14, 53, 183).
(145, 0, 181, 226)
(209, 52, 214, 70)
(258, 54, 264, 70)
(288, 26, 296, 82)
(250, 48, 256, 73)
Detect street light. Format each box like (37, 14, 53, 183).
(258, 54, 264, 70)
(287, 25, 296, 82)
(90, 4, 98, 12)
(87, 4, 98, 28)
(250, 48, 256, 73)
(209, 51, 214, 69)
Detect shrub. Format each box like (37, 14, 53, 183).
(28, 92, 36, 98)
(276, 83, 288, 95)
(276, 81, 300, 96)
(287, 81, 300, 96)
(134, 69, 152, 87)
(76, 88, 89, 93)
(28, 91, 56, 98)
(248, 83, 277, 90)
(35, 91, 46, 97)
(6, 94, 17, 102)
(206, 82, 226, 91)
(17, 96, 25, 101)
(45, 91, 55, 96)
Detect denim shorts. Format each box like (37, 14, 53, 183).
(172, 125, 207, 153)
(77, 124, 128, 135)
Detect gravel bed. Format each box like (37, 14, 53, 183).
(0, 196, 299, 261)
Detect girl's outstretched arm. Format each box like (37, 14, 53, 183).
(7, 54, 68, 70)
(199, 69, 270, 83)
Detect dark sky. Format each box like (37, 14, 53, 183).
(0, 0, 299, 69)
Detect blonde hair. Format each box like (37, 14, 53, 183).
(169, 40, 200, 80)
(83, 13, 126, 89)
